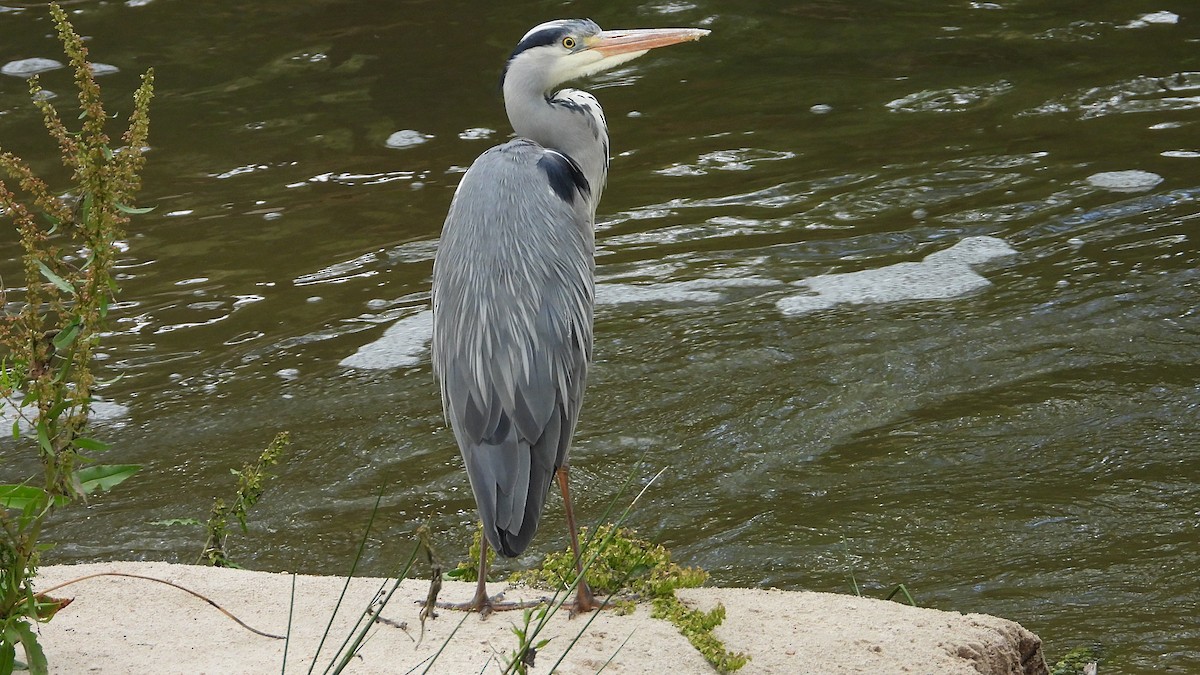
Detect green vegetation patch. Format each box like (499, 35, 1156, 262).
(651, 595, 749, 673)
(514, 524, 705, 598)
(200, 431, 290, 568)
(1050, 644, 1101, 675)
(0, 4, 153, 672)
(515, 524, 748, 673)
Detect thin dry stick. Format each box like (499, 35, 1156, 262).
(39, 571, 285, 639)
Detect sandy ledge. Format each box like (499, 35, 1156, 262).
(32, 561, 1048, 674)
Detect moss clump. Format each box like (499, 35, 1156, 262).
(517, 524, 748, 672)
(651, 596, 749, 673)
(1049, 645, 1100, 675)
(514, 524, 706, 598)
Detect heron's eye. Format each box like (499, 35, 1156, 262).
(562, 36, 576, 49)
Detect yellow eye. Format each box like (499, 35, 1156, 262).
(562, 36, 576, 49)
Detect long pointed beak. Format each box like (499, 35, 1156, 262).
(588, 27, 711, 58)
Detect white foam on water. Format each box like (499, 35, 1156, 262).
(777, 236, 1017, 316)
(1, 397, 128, 432)
(1122, 11, 1180, 29)
(597, 281, 720, 305)
(339, 310, 432, 370)
(1086, 170, 1164, 192)
(597, 277, 778, 306)
(385, 130, 433, 149)
(2, 58, 63, 77)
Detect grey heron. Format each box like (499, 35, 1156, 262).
(430, 19, 709, 614)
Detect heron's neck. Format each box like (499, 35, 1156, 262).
(504, 84, 609, 214)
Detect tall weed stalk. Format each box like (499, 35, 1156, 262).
(0, 4, 153, 672)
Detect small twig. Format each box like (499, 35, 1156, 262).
(416, 525, 441, 645)
(39, 571, 285, 639)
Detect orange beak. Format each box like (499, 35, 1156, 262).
(589, 27, 711, 57)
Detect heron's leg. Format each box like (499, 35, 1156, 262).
(469, 536, 493, 615)
(557, 465, 597, 613)
(437, 533, 543, 616)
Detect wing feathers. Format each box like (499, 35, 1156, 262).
(432, 138, 594, 557)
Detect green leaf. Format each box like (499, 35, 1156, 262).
(74, 464, 139, 495)
(45, 394, 76, 421)
(51, 358, 72, 384)
(35, 423, 53, 456)
(34, 259, 73, 295)
(43, 211, 61, 235)
(96, 372, 124, 387)
(11, 419, 20, 440)
(72, 437, 109, 452)
(0, 485, 66, 511)
(114, 202, 154, 215)
(52, 320, 82, 352)
(0, 641, 13, 674)
(0, 485, 47, 511)
(12, 621, 47, 675)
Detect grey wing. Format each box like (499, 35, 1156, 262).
(431, 139, 594, 558)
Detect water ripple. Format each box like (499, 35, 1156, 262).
(339, 310, 432, 370)
(1022, 71, 1200, 119)
(295, 250, 384, 286)
(885, 80, 1013, 113)
(656, 147, 797, 176)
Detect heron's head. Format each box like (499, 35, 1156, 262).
(501, 19, 709, 94)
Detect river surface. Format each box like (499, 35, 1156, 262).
(2, 1, 1198, 672)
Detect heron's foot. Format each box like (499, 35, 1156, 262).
(436, 591, 546, 618)
(550, 581, 599, 618)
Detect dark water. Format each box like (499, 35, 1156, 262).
(2, 1, 1199, 671)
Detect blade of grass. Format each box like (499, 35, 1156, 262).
(576, 461, 655, 558)
(416, 611, 470, 675)
(530, 466, 670, 674)
(282, 573, 296, 675)
(327, 543, 421, 674)
(884, 583, 916, 606)
(401, 653, 436, 675)
(545, 526, 648, 673)
(596, 630, 636, 674)
(307, 487, 386, 675)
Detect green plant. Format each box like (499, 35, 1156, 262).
(199, 431, 289, 568)
(0, 4, 152, 672)
(445, 524, 494, 583)
(518, 524, 747, 673)
(304, 491, 431, 675)
(651, 595, 748, 673)
(505, 606, 552, 675)
(848, 570, 917, 606)
(843, 535, 917, 606)
(150, 432, 290, 567)
(515, 524, 706, 600)
(1049, 645, 1100, 675)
